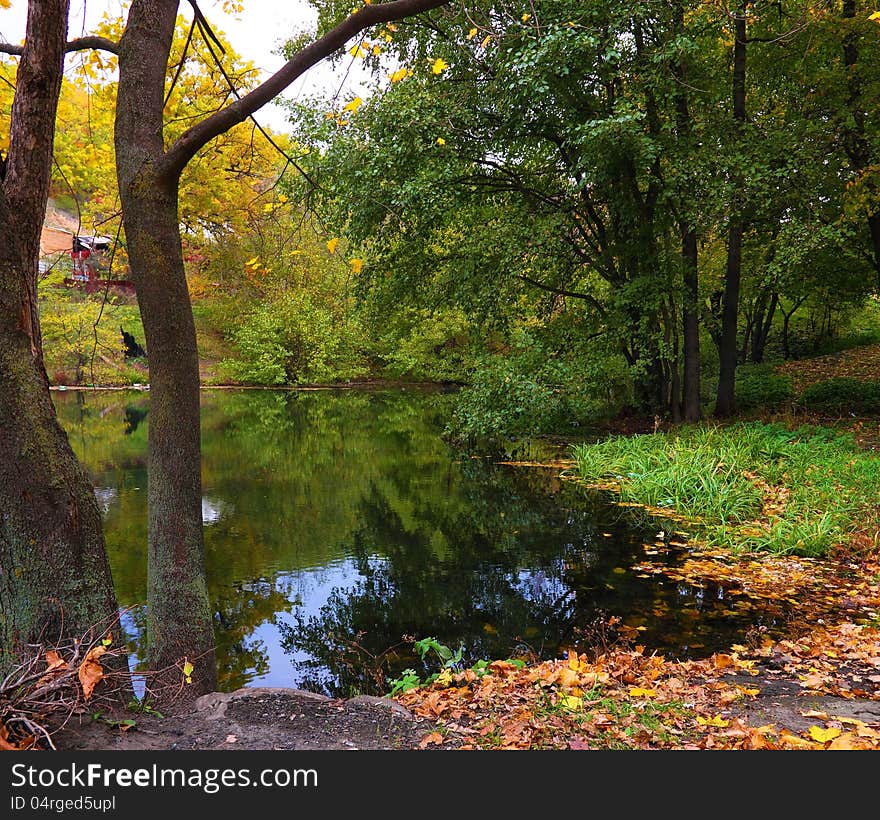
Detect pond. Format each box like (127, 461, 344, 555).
(54, 388, 774, 697)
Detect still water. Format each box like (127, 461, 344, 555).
(54, 388, 771, 696)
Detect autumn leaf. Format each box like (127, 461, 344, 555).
(102, 633, 113, 647)
(827, 732, 860, 750)
(78, 645, 107, 702)
(808, 725, 841, 744)
(697, 715, 730, 728)
(389, 67, 408, 83)
(326, 237, 340, 255)
(45, 650, 68, 673)
(869, 11, 880, 20)
(628, 687, 657, 699)
(467, 28, 478, 40)
(521, 13, 531, 22)
(559, 694, 583, 710)
(436, 137, 446, 146)
(183, 661, 194, 684)
(431, 57, 449, 75)
(349, 42, 367, 59)
(343, 96, 363, 114)
(349, 258, 364, 274)
(419, 732, 444, 748)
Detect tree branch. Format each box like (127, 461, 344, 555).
(160, 0, 451, 181)
(517, 273, 607, 317)
(0, 36, 119, 57)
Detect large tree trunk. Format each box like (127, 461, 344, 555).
(715, 2, 748, 418)
(115, 0, 215, 697)
(111, 0, 452, 701)
(0, 0, 119, 663)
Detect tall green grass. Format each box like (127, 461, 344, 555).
(572, 422, 880, 556)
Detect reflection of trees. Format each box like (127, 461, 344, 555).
(52, 388, 778, 696)
(213, 579, 298, 692)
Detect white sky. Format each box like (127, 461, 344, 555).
(0, 0, 374, 132)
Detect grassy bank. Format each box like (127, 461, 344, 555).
(572, 422, 880, 557)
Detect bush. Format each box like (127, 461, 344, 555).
(799, 377, 880, 414)
(219, 291, 368, 385)
(735, 364, 793, 410)
(373, 307, 475, 383)
(448, 330, 628, 440)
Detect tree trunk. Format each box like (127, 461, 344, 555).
(681, 228, 702, 421)
(114, 0, 215, 697)
(842, 0, 880, 290)
(751, 291, 778, 363)
(673, 0, 702, 423)
(715, 2, 747, 419)
(0, 0, 119, 664)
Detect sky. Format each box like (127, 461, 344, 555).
(0, 0, 373, 132)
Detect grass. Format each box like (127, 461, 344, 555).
(572, 421, 880, 557)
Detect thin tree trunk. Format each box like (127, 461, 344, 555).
(673, 0, 702, 422)
(715, 1, 748, 418)
(0, 0, 119, 664)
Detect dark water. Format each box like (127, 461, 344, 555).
(53, 388, 773, 697)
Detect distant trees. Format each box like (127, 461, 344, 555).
(293, 0, 880, 420)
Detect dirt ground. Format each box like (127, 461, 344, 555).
(52, 688, 436, 751)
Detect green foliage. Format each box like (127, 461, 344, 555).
(387, 637, 525, 696)
(219, 291, 368, 385)
(574, 422, 880, 556)
(448, 328, 628, 440)
(372, 307, 475, 382)
(735, 364, 793, 410)
(799, 377, 880, 414)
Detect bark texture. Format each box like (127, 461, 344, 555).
(0, 0, 119, 664)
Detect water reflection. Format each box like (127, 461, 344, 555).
(53, 388, 777, 697)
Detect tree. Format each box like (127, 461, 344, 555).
(0, 0, 119, 666)
(113, 0, 451, 696)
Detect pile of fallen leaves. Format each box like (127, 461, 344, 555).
(395, 547, 880, 750)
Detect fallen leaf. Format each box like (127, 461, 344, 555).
(419, 732, 444, 748)
(628, 687, 657, 699)
(827, 732, 860, 750)
(78, 645, 106, 701)
(808, 725, 841, 743)
(697, 715, 730, 728)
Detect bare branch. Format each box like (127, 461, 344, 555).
(0, 35, 119, 57)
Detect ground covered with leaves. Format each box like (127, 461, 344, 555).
(394, 544, 880, 750)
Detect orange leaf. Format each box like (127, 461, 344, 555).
(78, 645, 106, 702)
(419, 732, 444, 748)
(827, 732, 861, 750)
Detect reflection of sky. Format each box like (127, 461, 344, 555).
(113, 559, 373, 690)
(94, 487, 118, 515)
(201, 497, 228, 526)
(247, 559, 375, 688)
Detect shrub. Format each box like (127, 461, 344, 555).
(799, 377, 880, 414)
(219, 291, 368, 385)
(735, 364, 793, 410)
(448, 329, 628, 440)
